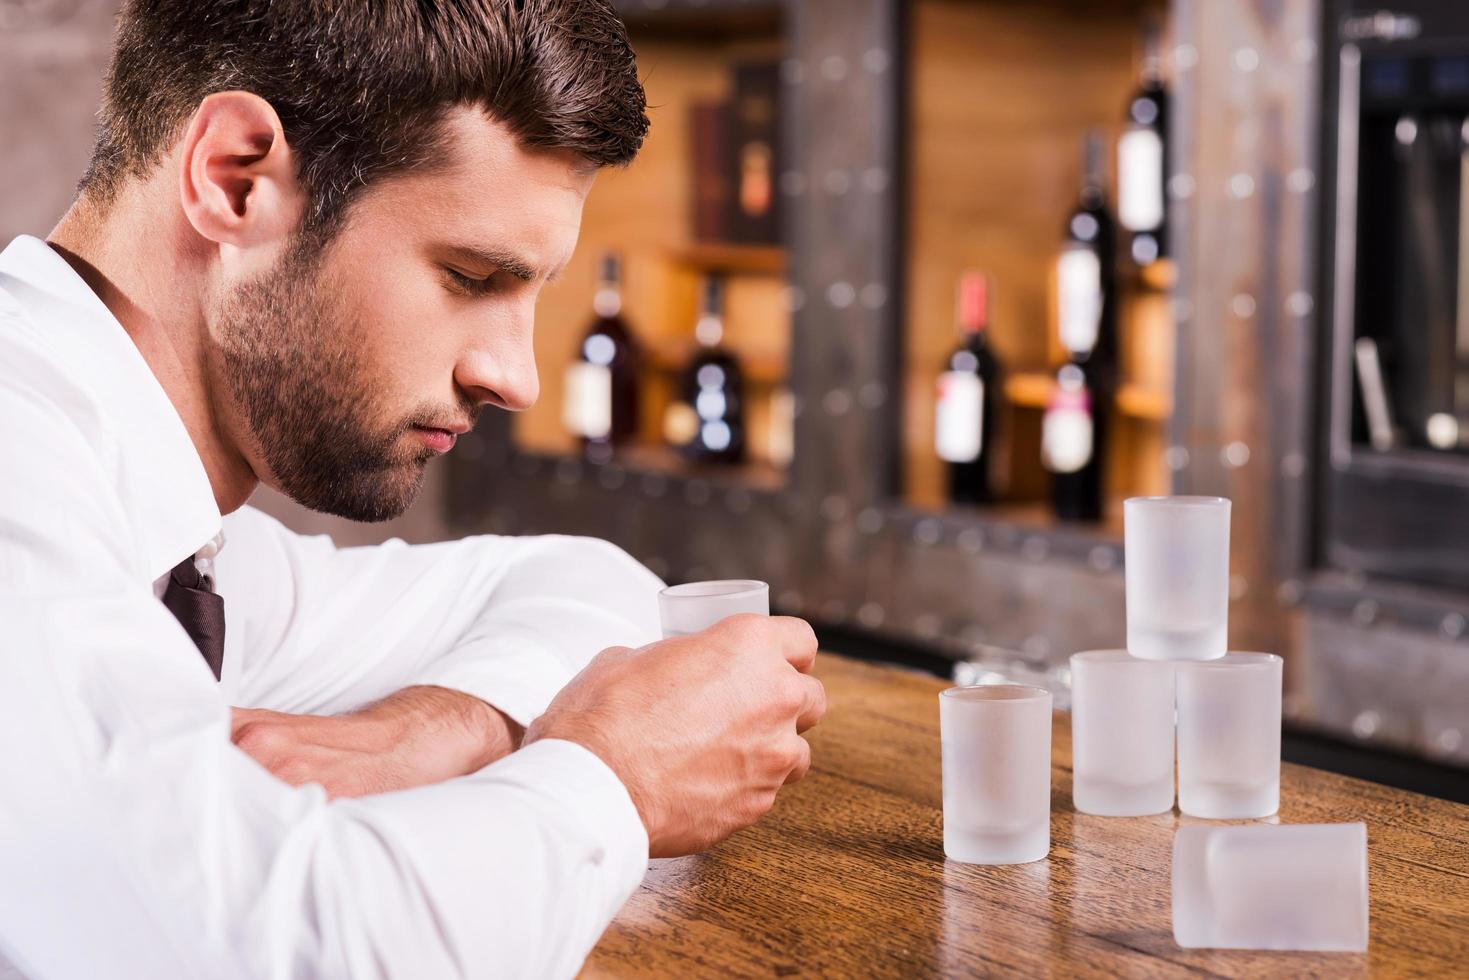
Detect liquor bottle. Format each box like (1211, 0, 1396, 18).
(562, 253, 641, 464)
(935, 271, 1005, 504)
(1117, 21, 1168, 266)
(1047, 132, 1118, 521)
(664, 276, 746, 464)
(1043, 360, 1107, 522)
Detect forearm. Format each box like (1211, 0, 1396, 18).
(359, 684, 526, 776)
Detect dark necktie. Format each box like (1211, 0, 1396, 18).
(162, 555, 226, 681)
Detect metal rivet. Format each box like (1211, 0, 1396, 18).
(646, 556, 670, 579)
(821, 599, 848, 621)
(1287, 167, 1316, 193)
(1174, 43, 1199, 71)
(823, 170, 851, 195)
(858, 382, 887, 410)
(1022, 635, 1051, 659)
(684, 480, 710, 505)
(1283, 693, 1304, 720)
(1292, 38, 1318, 63)
(1022, 536, 1049, 562)
(1351, 710, 1381, 739)
(555, 458, 582, 484)
(780, 58, 805, 85)
(726, 488, 752, 514)
(823, 389, 852, 416)
(857, 602, 885, 628)
(1286, 291, 1314, 317)
(1088, 546, 1117, 572)
(1352, 599, 1379, 627)
(827, 281, 856, 308)
(1282, 452, 1307, 478)
(820, 55, 848, 81)
(1229, 173, 1256, 199)
(856, 507, 884, 535)
(915, 519, 943, 546)
(1229, 575, 1249, 601)
(959, 624, 987, 647)
(784, 285, 806, 312)
(1234, 47, 1260, 72)
(820, 494, 849, 522)
(861, 166, 890, 193)
(1222, 441, 1251, 468)
(779, 170, 807, 197)
(862, 48, 890, 74)
(1276, 578, 1304, 606)
(914, 613, 942, 639)
(1442, 613, 1466, 639)
(957, 527, 984, 554)
(1173, 297, 1194, 322)
(859, 283, 888, 309)
(1165, 445, 1191, 471)
(1437, 728, 1464, 753)
(1231, 293, 1257, 318)
(641, 473, 667, 498)
(778, 590, 804, 613)
(1168, 173, 1196, 200)
(598, 466, 626, 490)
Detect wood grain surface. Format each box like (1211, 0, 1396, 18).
(582, 654, 1469, 978)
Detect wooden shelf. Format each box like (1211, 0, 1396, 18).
(642, 334, 786, 385)
(1003, 372, 1171, 422)
(672, 242, 787, 276)
(590, 443, 786, 491)
(1130, 257, 1178, 293)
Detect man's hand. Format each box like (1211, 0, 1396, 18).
(231, 686, 522, 799)
(524, 613, 826, 858)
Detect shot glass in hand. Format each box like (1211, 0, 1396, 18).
(1173, 822, 1369, 951)
(1176, 652, 1282, 819)
(940, 685, 1053, 865)
(658, 580, 770, 638)
(1124, 496, 1231, 661)
(1070, 651, 1175, 816)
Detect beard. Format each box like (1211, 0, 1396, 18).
(213, 243, 442, 522)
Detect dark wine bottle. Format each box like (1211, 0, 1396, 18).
(1048, 132, 1117, 521)
(563, 253, 641, 464)
(665, 276, 746, 464)
(936, 271, 1005, 505)
(1117, 21, 1168, 266)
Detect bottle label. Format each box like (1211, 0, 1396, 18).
(1042, 392, 1094, 474)
(1118, 127, 1164, 232)
(1057, 247, 1102, 356)
(935, 371, 984, 463)
(563, 363, 612, 439)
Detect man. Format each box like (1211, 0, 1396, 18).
(0, 1, 826, 977)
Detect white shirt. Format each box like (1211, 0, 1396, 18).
(0, 235, 663, 979)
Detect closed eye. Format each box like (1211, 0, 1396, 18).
(442, 266, 504, 297)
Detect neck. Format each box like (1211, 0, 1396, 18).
(48, 187, 260, 515)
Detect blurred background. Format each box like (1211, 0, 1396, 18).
(5, 0, 1469, 801)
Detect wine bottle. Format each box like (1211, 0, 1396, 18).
(1117, 21, 1168, 266)
(1043, 360, 1107, 522)
(665, 276, 746, 464)
(562, 253, 641, 464)
(936, 271, 1005, 504)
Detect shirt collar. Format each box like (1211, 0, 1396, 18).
(0, 235, 222, 583)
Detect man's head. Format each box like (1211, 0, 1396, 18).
(82, 0, 647, 521)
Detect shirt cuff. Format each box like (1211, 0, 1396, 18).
(409, 637, 572, 729)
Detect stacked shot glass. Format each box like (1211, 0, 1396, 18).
(1067, 496, 1367, 953)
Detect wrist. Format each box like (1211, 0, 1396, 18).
(365, 685, 523, 777)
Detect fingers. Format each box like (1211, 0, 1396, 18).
(770, 615, 818, 673)
(783, 735, 812, 784)
(794, 673, 827, 733)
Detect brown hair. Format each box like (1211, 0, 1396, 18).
(82, 0, 648, 236)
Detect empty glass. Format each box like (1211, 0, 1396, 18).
(1176, 653, 1282, 819)
(658, 579, 769, 638)
(940, 685, 1053, 865)
(1173, 823, 1369, 951)
(1069, 651, 1175, 816)
(1124, 496, 1231, 661)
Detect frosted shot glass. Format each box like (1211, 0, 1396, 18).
(658, 579, 769, 638)
(1173, 823, 1369, 951)
(1124, 496, 1231, 661)
(1069, 651, 1175, 816)
(1176, 653, 1282, 819)
(940, 685, 1053, 865)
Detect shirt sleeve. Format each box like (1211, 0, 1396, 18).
(0, 383, 649, 979)
(219, 505, 665, 725)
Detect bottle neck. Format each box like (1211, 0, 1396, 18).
(1080, 132, 1105, 204)
(696, 313, 724, 348)
(956, 273, 990, 335)
(594, 254, 623, 318)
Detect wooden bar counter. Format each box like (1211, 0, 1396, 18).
(583, 654, 1469, 978)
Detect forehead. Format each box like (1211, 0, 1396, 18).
(349, 106, 597, 259)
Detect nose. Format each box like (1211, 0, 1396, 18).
(456, 310, 540, 412)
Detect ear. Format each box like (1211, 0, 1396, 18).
(178, 91, 302, 250)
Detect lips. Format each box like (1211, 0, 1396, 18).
(413, 426, 457, 453)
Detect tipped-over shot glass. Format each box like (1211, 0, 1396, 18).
(658, 579, 770, 638)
